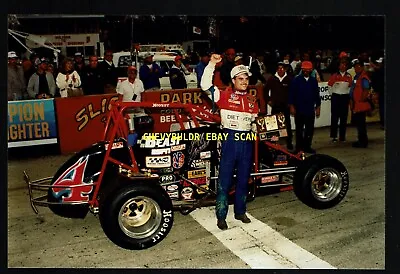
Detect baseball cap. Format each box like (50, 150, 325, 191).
(339, 51, 348, 58)
(74, 52, 83, 57)
(376, 57, 383, 63)
(174, 55, 182, 62)
(230, 65, 252, 78)
(143, 53, 154, 59)
(38, 57, 50, 64)
(8, 51, 18, 58)
(234, 56, 242, 62)
(301, 61, 313, 69)
(352, 59, 364, 66)
(127, 66, 137, 72)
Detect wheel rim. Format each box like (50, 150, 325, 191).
(311, 168, 342, 202)
(118, 196, 162, 239)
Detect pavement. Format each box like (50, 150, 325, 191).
(7, 123, 385, 269)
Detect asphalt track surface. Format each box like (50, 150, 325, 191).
(7, 124, 384, 269)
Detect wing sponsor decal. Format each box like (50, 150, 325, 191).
(51, 156, 93, 202)
(145, 155, 171, 168)
(172, 152, 185, 169)
(171, 144, 186, 152)
(151, 148, 171, 155)
(200, 151, 211, 159)
(188, 169, 207, 179)
(190, 159, 209, 169)
(160, 174, 176, 184)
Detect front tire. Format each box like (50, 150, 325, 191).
(293, 154, 349, 209)
(99, 178, 174, 250)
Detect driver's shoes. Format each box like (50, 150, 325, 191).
(217, 219, 228, 230)
(234, 214, 251, 223)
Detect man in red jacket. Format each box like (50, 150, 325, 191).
(349, 59, 371, 148)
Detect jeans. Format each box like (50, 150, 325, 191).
(330, 93, 350, 140)
(216, 129, 253, 220)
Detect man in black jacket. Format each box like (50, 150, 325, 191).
(81, 55, 104, 95)
(264, 62, 294, 149)
(98, 49, 118, 93)
(169, 55, 187, 89)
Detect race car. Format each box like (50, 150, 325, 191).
(24, 100, 349, 250)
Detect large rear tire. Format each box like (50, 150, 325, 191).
(99, 177, 174, 250)
(293, 154, 349, 209)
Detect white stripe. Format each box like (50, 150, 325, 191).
(8, 138, 57, 148)
(190, 205, 336, 269)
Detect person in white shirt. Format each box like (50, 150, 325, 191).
(56, 58, 82, 97)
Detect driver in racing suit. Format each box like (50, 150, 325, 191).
(201, 54, 258, 230)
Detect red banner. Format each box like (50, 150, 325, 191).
(55, 94, 119, 154)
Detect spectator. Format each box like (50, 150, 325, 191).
(81, 55, 104, 95)
(249, 52, 267, 85)
(139, 53, 163, 90)
(289, 61, 321, 153)
(297, 52, 321, 82)
(7, 51, 26, 101)
(98, 49, 118, 93)
(117, 66, 144, 103)
(347, 58, 358, 78)
(201, 54, 258, 230)
(22, 54, 36, 86)
(371, 57, 384, 129)
(234, 56, 243, 66)
(290, 53, 301, 74)
(327, 59, 352, 143)
(349, 60, 372, 148)
(74, 52, 85, 76)
(27, 57, 56, 99)
(169, 55, 187, 89)
(264, 62, 294, 150)
(219, 48, 236, 86)
(195, 51, 210, 88)
(56, 58, 82, 97)
(282, 53, 294, 76)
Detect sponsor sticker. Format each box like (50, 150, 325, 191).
(172, 152, 185, 169)
(181, 187, 194, 200)
(160, 174, 176, 184)
(196, 183, 209, 194)
(145, 156, 171, 168)
(139, 138, 180, 148)
(167, 191, 179, 199)
(274, 154, 288, 166)
(191, 177, 208, 185)
(151, 148, 171, 155)
(104, 141, 123, 150)
(188, 169, 207, 179)
(166, 184, 179, 191)
(190, 159, 208, 169)
(200, 151, 211, 159)
(274, 160, 288, 166)
(261, 175, 280, 184)
(171, 144, 186, 152)
(159, 167, 174, 173)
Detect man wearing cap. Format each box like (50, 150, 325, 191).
(27, 57, 56, 99)
(328, 59, 353, 143)
(73, 52, 85, 76)
(349, 59, 372, 148)
(169, 55, 187, 89)
(234, 55, 243, 66)
(201, 54, 258, 230)
(7, 51, 26, 101)
(289, 61, 321, 154)
(264, 62, 294, 150)
(139, 53, 163, 90)
(195, 51, 210, 88)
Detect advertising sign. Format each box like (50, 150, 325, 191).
(55, 94, 119, 154)
(7, 99, 58, 148)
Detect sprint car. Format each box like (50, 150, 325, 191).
(24, 100, 349, 250)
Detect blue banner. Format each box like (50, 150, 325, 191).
(7, 99, 58, 147)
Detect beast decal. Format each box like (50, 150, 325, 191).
(51, 156, 93, 203)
